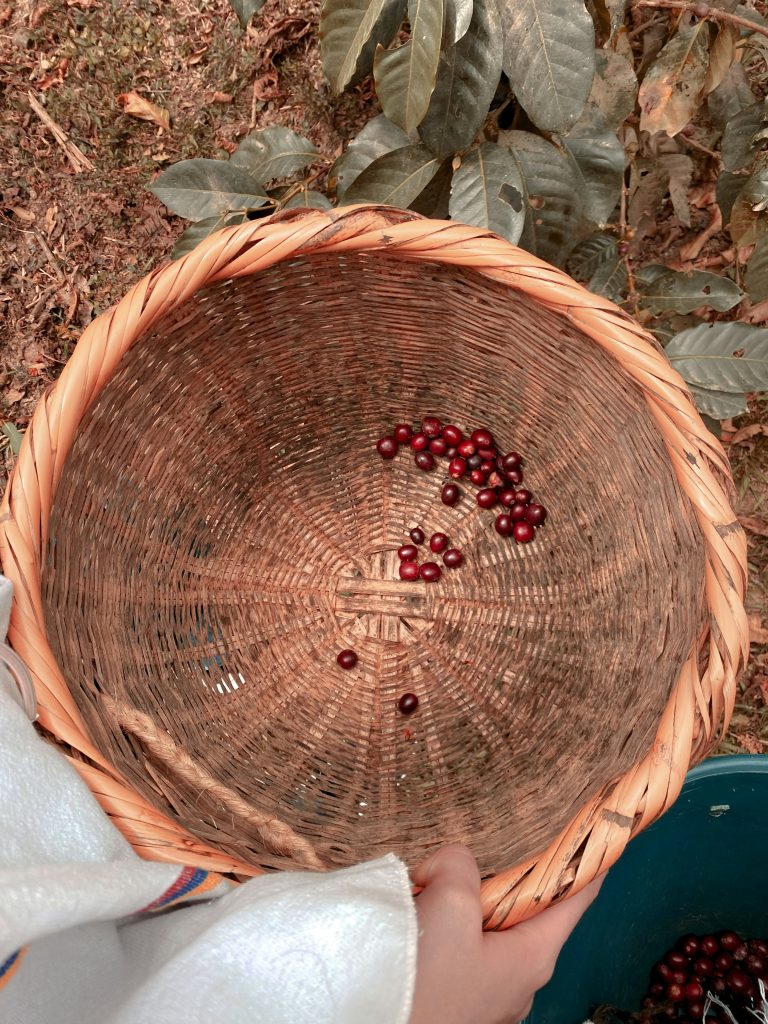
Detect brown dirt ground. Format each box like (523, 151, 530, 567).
(0, 0, 766, 751)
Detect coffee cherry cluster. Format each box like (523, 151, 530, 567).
(640, 930, 768, 1022)
(397, 531, 464, 582)
(376, 416, 548, 548)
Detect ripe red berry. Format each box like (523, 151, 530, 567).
(719, 932, 740, 952)
(442, 548, 463, 568)
(725, 967, 750, 995)
(524, 503, 547, 526)
(409, 527, 425, 545)
(692, 957, 713, 976)
(399, 560, 419, 581)
(513, 521, 535, 543)
(499, 488, 517, 507)
(466, 453, 482, 470)
(430, 532, 448, 553)
(398, 544, 418, 561)
(470, 469, 487, 486)
(687, 1000, 704, 1019)
(479, 459, 495, 474)
(671, 970, 687, 986)
(745, 953, 765, 976)
(411, 432, 429, 451)
(393, 423, 413, 444)
(649, 981, 665, 996)
(445, 446, 458, 459)
(415, 451, 435, 471)
(477, 488, 498, 509)
(701, 936, 719, 957)
(471, 428, 494, 448)
(398, 692, 419, 714)
(421, 416, 442, 438)
(683, 981, 703, 1002)
(749, 939, 768, 958)
(733, 942, 748, 961)
(449, 457, 467, 479)
(477, 447, 497, 461)
(714, 952, 733, 973)
(678, 936, 700, 957)
(419, 562, 441, 582)
(505, 468, 524, 485)
(337, 649, 358, 669)
(376, 436, 398, 458)
(457, 440, 476, 458)
(442, 424, 463, 446)
(666, 951, 688, 969)
(441, 483, 460, 506)
(711, 975, 727, 994)
(501, 451, 522, 471)
(667, 983, 684, 1002)
(510, 502, 528, 521)
(495, 513, 513, 536)
(429, 437, 448, 456)
(514, 489, 533, 504)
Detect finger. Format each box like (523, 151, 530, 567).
(411, 844, 482, 930)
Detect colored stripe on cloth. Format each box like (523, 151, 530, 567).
(140, 866, 223, 912)
(0, 948, 27, 992)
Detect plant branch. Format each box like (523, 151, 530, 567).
(632, 0, 768, 43)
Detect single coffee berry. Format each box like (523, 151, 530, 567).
(397, 544, 418, 561)
(495, 513, 513, 536)
(442, 548, 463, 568)
(393, 423, 413, 443)
(337, 649, 358, 669)
(505, 468, 524, 485)
(479, 460, 496, 474)
(524, 503, 547, 526)
(471, 428, 494, 448)
(441, 483, 460, 506)
(421, 416, 442, 438)
(430, 532, 449, 553)
(457, 440, 476, 458)
(399, 560, 420, 581)
(429, 437, 448, 456)
(414, 451, 435, 471)
(398, 692, 419, 714)
(501, 451, 522, 471)
(509, 502, 528, 522)
(442, 424, 463, 446)
(701, 936, 719, 957)
(376, 437, 398, 459)
(514, 489, 533, 504)
(513, 521, 535, 543)
(499, 488, 517, 507)
(409, 527, 425, 545)
(469, 469, 487, 486)
(477, 447, 497, 461)
(445, 446, 458, 459)
(476, 488, 498, 509)
(719, 932, 740, 953)
(410, 432, 429, 451)
(466, 453, 482, 470)
(448, 457, 467, 479)
(419, 562, 442, 582)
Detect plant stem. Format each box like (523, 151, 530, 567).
(632, 0, 768, 43)
(678, 132, 722, 163)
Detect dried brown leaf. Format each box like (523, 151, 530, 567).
(9, 207, 35, 224)
(704, 23, 738, 97)
(729, 423, 768, 444)
(639, 21, 710, 137)
(115, 92, 170, 131)
(3, 390, 25, 405)
(734, 730, 764, 753)
(741, 515, 768, 538)
(29, 2, 50, 27)
(749, 614, 768, 646)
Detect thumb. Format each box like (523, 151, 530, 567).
(411, 844, 482, 930)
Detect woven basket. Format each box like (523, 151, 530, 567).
(0, 206, 749, 928)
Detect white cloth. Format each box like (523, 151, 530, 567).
(0, 578, 417, 1023)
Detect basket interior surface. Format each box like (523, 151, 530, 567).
(43, 251, 706, 874)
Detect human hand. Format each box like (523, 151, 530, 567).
(409, 844, 604, 1024)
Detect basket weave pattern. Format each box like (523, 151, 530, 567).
(0, 207, 749, 928)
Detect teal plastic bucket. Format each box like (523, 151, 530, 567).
(528, 755, 768, 1024)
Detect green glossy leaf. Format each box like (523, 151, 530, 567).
(343, 144, 441, 205)
(230, 127, 319, 183)
(587, 48, 638, 129)
(1, 422, 23, 456)
(587, 252, 627, 303)
(331, 116, 410, 200)
(227, 0, 265, 28)
(638, 269, 742, 314)
(374, 0, 445, 131)
(149, 160, 270, 221)
(721, 98, 768, 171)
(410, 159, 453, 217)
(444, 0, 473, 44)
(498, 130, 583, 266)
(745, 235, 768, 304)
(419, 0, 502, 158)
(566, 232, 618, 282)
(171, 214, 248, 260)
(448, 142, 525, 243)
(666, 322, 768, 392)
(350, 0, 406, 82)
(499, 0, 596, 134)
(728, 157, 768, 247)
(638, 21, 710, 137)
(320, 0, 390, 93)
(562, 108, 624, 226)
(688, 386, 749, 421)
(284, 190, 333, 210)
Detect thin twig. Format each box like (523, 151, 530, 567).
(678, 132, 722, 163)
(27, 91, 94, 173)
(632, 0, 768, 43)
